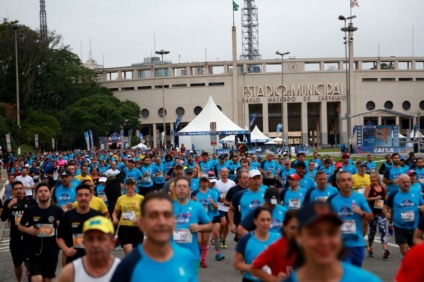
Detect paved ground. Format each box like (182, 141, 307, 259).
(0, 165, 404, 281)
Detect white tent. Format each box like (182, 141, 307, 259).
(409, 130, 423, 138)
(177, 96, 249, 151)
(264, 140, 277, 145)
(398, 133, 407, 139)
(251, 126, 271, 143)
(219, 135, 239, 143)
(273, 137, 285, 143)
(132, 143, 148, 150)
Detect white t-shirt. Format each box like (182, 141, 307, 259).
(215, 179, 236, 212)
(15, 175, 35, 196)
(105, 168, 120, 177)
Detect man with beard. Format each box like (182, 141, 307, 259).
(1, 181, 37, 282)
(226, 169, 249, 241)
(18, 183, 63, 282)
(56, 184, 103, 265)
(52, 170, 78, 212)
(56, 216, 121, 282)
(384, 153, 408, 196)
(15, 167, 35, 200)
(111, 193, 197, 282)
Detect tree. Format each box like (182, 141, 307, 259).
(20, 111, 61, 150)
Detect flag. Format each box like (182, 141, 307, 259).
(353, 125, 357, 135)
(175, 115, 182, 129)
(351, 0, 359, 8)
(34, 134, 39, 149)
(120, 129, 124, 141)
(5, 134, 12, 152)
(413, 124, 419, 137)
(233, 1, 239, 11)
(128, 129, 133, 147)
(249, 113, 256, 126)
(139, 132, 144, 140)
(89, 129, 94, 150)
(52, 138, 55, 150)
(84, 131, 90, 150)
(276, 123, 283, 133)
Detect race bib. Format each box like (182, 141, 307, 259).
(14, 213, 23, 225)
(374, 200, 384, 209)
(357, 188, 365, 194)
(288, 199, 301, 209)
(142, 176, 151, 183)
(401, 211, 414, 222)
(173, 229, 193, 243)
(123, 211, 136, 221)
(73, 233, 84, 248)
(341, 220, 356, 234)
(36, 224, 55, 237)
(315, 196, 328, 203)
(99, 194, 107, 202)
(53, 171, 59, 181)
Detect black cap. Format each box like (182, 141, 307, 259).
(264, 187, 280, 204)
(356, 160, 366, 167)
(200, 175, 209, 181)
(61, 170, 71, 177)
(297, 202, 342, 228)
(125, 177, 136, 184)
(295, 161, 306, 168)
(219, 155, 226, 160)
(127, 158, 135, 163)
(185, 168, 193, 174)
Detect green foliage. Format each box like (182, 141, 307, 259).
(21, 111, 61, 150)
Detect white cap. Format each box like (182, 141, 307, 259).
(249, 169, 261, 178)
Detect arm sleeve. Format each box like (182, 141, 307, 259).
(235, 232, 251, 254)
(240, 210, 256, 231)
(232, 191, 243, 209)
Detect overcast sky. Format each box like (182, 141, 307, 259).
(2, 0, 423, 67)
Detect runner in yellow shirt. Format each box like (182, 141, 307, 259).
(112, 177, 144, 255)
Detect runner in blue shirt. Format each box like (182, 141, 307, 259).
(383, 153, 407, 196)
(139, 156, 154, 196)
(284, 201, 381, 282)
(305, 171, 339, 203)
(53, 170, 78, 211)
(123, 159, 142, 194)
(234, 207, 280, 282)
(341, 153, 358, 175)
(95, 176, 108, 206)
(306, 161, 317, 179)
(279, 160, 296, 188)
(214, 155, 229, 179)
(260, 152, 279, 187)
(198, 152, 213, 174)
(378, 154, 393, 175)
(231, 170, 265, 220)
(310, 152, 322, 169)
(227, 155, 241, 182)
(111, 193, 198, 282)
(386, 174, 424, 257)
(152, 157, 165, 191)
(172, 176, 212, 268)
(286, 161, 316, 191)
(328, 171, 373, 267)
(365, 154, 377, 174)
(280, 174, 307, 210)
(320, 158, 334, 181)
(414, 158, 424, 190)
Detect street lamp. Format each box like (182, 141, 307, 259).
(9, 24, 25, 156)
(338, 16, 357, 154)
(276, 51, 290, 146)
(155, 49, 170, 149)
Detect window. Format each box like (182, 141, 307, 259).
(140, 109, 149, 118)
(366, 101, 375, 111)
(194, 106, 203, 115)
(384, 101, 393, 110)
(158, 108, 167, 117)
(176, 107, 185, 116)
(402, 101, 411, 110)
(420, 100, 424, 110)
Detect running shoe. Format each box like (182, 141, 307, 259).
(383, 249, 390, 259)
(200, 260, 208, 268)
(220, 240, 227, 249)
(367, 247, 374, 258)
(215, 252, 225, 261)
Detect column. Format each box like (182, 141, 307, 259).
(153, 123, 157, 148)
(321, 102, 328, 145)
(263, 103, 269, 134)
(301, 102, 308, 145)
(340, 101, 348, 144)
(170, 122, 174, 145)
(377, 116, 382, 125)
(282, 102, 289, 144)
(244, 102, 249, 130)
(395, 116, 400, 126)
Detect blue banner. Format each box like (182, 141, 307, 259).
(392, 125, 399, 147)
(356, 126, 363, 147)
(413, 124, 419, 138)
(175, 115, 182, 129)
(110, 132, 120, 143)
(363, 126, 376, 147)
(89, 129, 94, 150)
(120, 129, 124, 141)
(276, 123, 282, 133)
(138, 132, 143, 140)
(84, 131, 90, 150)
(249, 113, 256, 127)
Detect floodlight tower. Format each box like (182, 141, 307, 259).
(40, 0, 47, 42)
(240, 0, 261, 60)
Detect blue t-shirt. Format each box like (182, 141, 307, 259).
(54, 183, 78, 207)
(281, 187, 307, 210)
(173, 200, 211, 259)
(152, 163, 165, 184)
(321, 166, 334, 180)
(311, 158, 322, 169)
(384, 166, 407, 195)
(95, 184, 108, 206)
(261, 160, 278, 180)
(415, 167, 424, 190)
(299, 175, 316, 191)
(236, 231, 280, 281)
(198, 161, 213, 174)
(329, 192, 371, 247)
(250, 161, 260, 170)
(280, 168, 296, 186)
(240, 204, 287, 234)
(191, 189, 219, 220)
(342, 164, 358, 175)
(305, 185, 339, 203)
(214, 162, 229, 178)
(110, 243, 198, 282)
(190, 178, 200, 191)
(366, 161, 377, 174)
(387, 189, 424, 230)
(227, 161, 241, 181)
(232, 189, 265, 220)
(286, 262, 381, 282)
(139, 165, 154, 188)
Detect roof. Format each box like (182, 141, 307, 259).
(251, 126, 271, 142)
(347, 108, 416, 119)
(177, 96, 249, 136)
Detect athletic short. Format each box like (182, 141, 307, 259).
(118, 225, 143, 247)
(394, 227, 414, 247)
(212, 216, 221, 224)
(263, 179, 275, 187)
(344, 246, 365, 267)
(218, 210, 228, 219)
(29, 255, 58, 278)
(10, 239, 25, 267)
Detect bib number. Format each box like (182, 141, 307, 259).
(401, 211, 414, 222)
(341, 220, 356, 234)
(36, 224, 55, 237)
(374, 199, 384, 209)
(173, 229, 193, 243)
(14, 213, 23, 225)
(123, 211, 136, 221)
(288, 199, 301, 209)
(73, 233, 84, 248)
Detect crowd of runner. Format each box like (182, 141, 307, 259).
(0, 148, 424, 281)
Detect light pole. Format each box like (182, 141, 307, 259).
(155, 49, 170, 149)
(9, 24, 25, 156)
(276, 51, 290, 146)
(338, 16, 357, 154)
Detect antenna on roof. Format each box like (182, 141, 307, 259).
(89, 36, 93, 60)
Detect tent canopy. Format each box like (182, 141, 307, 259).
(250, 126, 271, 143)
(177, 96, 249, 136)
(409, 130, 423, 138)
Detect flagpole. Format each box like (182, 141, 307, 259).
(232, 1, 235, 26)
(349, 0, 352, 17)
